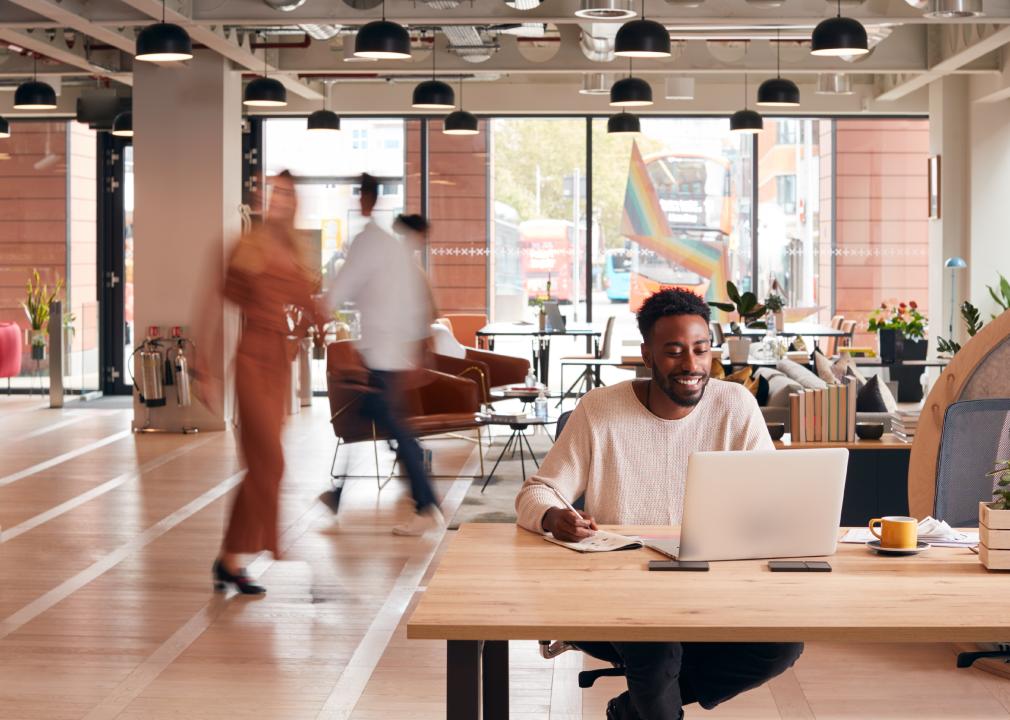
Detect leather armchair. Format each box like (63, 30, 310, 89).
(431, 348, 529, 404)
(326, 340, 485, 485)
(0, 322, 22, 391)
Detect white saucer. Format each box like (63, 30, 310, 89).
(866, 540, 929, 555)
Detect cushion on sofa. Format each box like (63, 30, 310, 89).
(856, 374, 898, 414)
(754, 367, 803, 408)
(776, 358, 828, 390)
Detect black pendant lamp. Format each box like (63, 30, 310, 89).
(730, 73, 763, 134)
(0, 117, 10, 139)
(412, 36, 455, 110)
(354, 0, 411, 60)
(757, 30, 800, 107)
(811, 0, 869, 57)
(135, 0, 193, 62)
(615, 0, 671, 58)
(607, 111, 640, 134)
(443, 76, 478, 136)
(244, 52, 287, 107)
(610, 60, 653, 107)
(14, 57, 57, 110)
(111, 111, 133, 137)
(307, 82, 340, 132)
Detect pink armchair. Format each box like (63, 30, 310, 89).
(0, 322, 22, 392)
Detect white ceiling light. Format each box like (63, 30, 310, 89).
(925, 0, 983, 16)
(575, 0, 636, 19)
(664, 76, 694, 99)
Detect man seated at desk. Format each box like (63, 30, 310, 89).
(515, 288, 803, 720)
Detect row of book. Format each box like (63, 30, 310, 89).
(891, 409, 920, 443)
(788, 382, 859, 443)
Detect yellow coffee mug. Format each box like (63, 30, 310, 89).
(868, 516, 918, 549)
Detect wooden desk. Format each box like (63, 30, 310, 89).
(408, 524, 1004, 720)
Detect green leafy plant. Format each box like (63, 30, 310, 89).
(763, 293, 785, 313)
(988, 459, 1010, 510)
(709, 281, 767, 334)
(987, 273, 1010, 319)
(867, 300, 927, 341)
(937, 301, 983, 357)
(22, 269, 64, 344)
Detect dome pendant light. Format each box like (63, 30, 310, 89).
(610, 59, 653, 107)
(14, 56, 57, 110)
(412, 35, 455, 110)
(614, 0, 670, 58)
(730, 72, 763, 134)
(757, 29, 800, 107)
(243, 51, 287, 107)
(354, 0, 412, 60)
(307, 81, 340, 132)
(443, 76, 478, 135)
(811, 0, 869, 57)
(607, 111, 640, 134)
(111, 111, 134, 137)
(135, 0, 193, 62)
(0, 117, 10, 139)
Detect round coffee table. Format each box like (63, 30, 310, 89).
(478, 415, 556, 492)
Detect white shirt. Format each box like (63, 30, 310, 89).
(325, 219, 431, 371)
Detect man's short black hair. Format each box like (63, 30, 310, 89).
(395, 213, 429, 234)
(636, 288, 711, 340)
(359, 173, 378, 201)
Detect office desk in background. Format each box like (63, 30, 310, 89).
(476, 322, 601, 386)
(408, 523, 1005, 720)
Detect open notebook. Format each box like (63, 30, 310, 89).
(544, 530, 643, 553)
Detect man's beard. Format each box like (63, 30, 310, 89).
(654, 371, 709, 408)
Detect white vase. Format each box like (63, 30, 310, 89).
(726, 337, 752, 365)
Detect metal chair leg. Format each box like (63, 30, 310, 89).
(477, 427, 485, 476)
(957, 651, 1010, 668)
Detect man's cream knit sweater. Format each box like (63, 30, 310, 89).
(515, 379, 774, 533)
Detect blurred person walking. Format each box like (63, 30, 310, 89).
(198, 170, 319, 594)
(321, 175, 441, 536)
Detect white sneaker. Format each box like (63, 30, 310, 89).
(392, 505, 446, 536)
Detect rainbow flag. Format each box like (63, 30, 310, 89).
(620, 141, 727, 300)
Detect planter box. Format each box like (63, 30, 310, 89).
(980, 524, 1010, 550)
(979, 501, 1010, 530)
(979, 544, 1010, 571)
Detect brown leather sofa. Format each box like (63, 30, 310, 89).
(326, 340, 485, 485)
(430, 348, 529, 404)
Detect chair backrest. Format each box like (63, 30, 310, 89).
(831, 314, 845, 331)
(934, 399, 1010, 527)
(556, 410, 573, 441)
(598, 316, 616, 359)
(443, 313, 488, 349)
(710, 321, 725, 346)
(0, 322, 22, 378)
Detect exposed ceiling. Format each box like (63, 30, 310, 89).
(1, 0, 1010, 114)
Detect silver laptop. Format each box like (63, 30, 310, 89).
(646, 449, 848, 562)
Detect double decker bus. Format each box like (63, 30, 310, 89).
(519, 218, 575, 303)
(628, 153, 735, 310)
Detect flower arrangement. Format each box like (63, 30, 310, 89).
(22, 269, 64, 345)
(763, 293, 785, 313)
(867, 300, 927, 341)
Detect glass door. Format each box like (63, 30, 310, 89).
(98, 133, 133, 394)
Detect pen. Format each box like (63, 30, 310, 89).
(547, 484, 582, 516)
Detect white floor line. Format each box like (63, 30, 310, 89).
(314, 445, 481, 720)
(6, 413, 89, 443)
(0, 470, 244, 641)
(0, 429, 133, 488)
(0, 433, 219, 543)
(78, 498, 331, 720)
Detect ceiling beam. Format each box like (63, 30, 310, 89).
(115, 0, 322, 100)
(3, 0, 136, 53)
(876, 23, 1010, 100)
(0, 27, 131, 84)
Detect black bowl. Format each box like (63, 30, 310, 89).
(856, 422, 885, 440)
(766, 422, 786, 441)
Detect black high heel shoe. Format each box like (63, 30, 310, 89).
(213, 559, 266, 595)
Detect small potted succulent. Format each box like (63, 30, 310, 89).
(979, 459, 1010, 570)
(764, 292, 785, 335)
(708, 281, 767, 364)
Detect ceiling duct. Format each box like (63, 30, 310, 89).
(442, 25, 498, 63)
(300, 24, 343, 40)
(499, 23, 547, 37)
(816, 73, 853, 94)
(263, 0, 308, 10)
(925, 0, 983, 16)
(575, 0, 636, 20)
(425, 0, 462, 7)
(580, 23, 619, 62)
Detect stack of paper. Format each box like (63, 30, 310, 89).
(841, 516, 979, 547)
(891, 410, 921, 443)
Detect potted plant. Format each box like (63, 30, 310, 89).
(764, 292, 785, 334)
(22, 269, 63, 363)
(979, 459, 1010, 570)
(867, 300, 927, 401)
(708, 281, 766, 364)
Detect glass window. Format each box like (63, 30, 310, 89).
(777, 122, 798, 145)
(776, 175, 796, 214)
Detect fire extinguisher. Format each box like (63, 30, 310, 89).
(136, 339, 166, 407)
(172, 340, 192, 407)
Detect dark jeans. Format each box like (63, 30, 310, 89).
(574, 640, 804, 720)
(361, 370, 436, 512)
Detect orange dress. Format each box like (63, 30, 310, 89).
(221, 225, 317, 557)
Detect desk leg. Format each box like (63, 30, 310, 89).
(483, 640, 509, 720)
(447, 640, 481, 720)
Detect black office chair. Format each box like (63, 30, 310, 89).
(540, 408, 627, 688)
(933, 399, 1010, 669)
